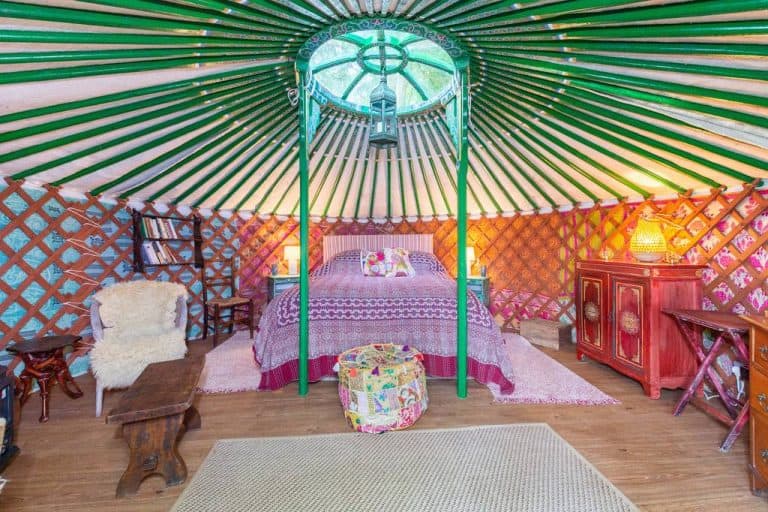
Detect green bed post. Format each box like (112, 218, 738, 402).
(297, 64, 310, 396)
(456, 63, 470, 398)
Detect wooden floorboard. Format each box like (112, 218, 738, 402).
(1, 336, 765, 511)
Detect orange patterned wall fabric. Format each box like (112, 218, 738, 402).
(1, 177, 766, 375)
(236, 184, 768, 332)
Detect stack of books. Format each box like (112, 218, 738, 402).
(141, 241, 179, 265)
(141, 217, 179, 239)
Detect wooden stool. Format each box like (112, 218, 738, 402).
(665, 309, 750, 452)
(107, 357, 203, 498)
(7, 334, 83, 423)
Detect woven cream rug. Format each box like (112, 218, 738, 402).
(172, 424, 637, 512)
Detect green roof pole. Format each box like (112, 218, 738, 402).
(456, 60, 470, 399)
(297, 62, 310, 396)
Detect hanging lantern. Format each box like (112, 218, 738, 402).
(369, 73, 398, 148)
(630, 215, 667, 262)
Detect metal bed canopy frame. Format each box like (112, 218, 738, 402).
(294, 19, 472, 397)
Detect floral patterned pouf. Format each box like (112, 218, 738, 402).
(335, 344, 428, 433)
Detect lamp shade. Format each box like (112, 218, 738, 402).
(283, 245, 300, 261)
(465, 246, 476, 275)
(284, 245, 300, 274)
(630, 217, 666, 262)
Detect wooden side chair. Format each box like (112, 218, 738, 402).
(202, 258, 255, 347)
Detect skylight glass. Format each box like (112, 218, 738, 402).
(308, 29, 456, 115)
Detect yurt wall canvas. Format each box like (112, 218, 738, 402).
(2, 178, 767, 376)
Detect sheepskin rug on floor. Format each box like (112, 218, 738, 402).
(198, 331, 617, 405)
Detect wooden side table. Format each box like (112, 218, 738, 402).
(665, 309, 750, 452)
(467, 276, 490, 307)
(7, 334, 84, 423)
(267, 274, 299, 302)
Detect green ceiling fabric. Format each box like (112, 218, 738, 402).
(0, 0, 766, 220)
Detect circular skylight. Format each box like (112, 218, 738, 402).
(308, 29, 457, 115)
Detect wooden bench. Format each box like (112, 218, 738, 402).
(106, 357, 204, 498)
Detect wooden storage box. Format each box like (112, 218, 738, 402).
(520, 318, 572, 350)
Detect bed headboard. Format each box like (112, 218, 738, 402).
(323, 234, 434, 262)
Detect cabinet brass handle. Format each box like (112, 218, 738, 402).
(762, 449, 768, 464)
(760, 345, 768, 360)
(759, 393, 768, 413)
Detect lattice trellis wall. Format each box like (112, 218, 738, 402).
(235, 184, 768, 332)
(2, 177, 767, 376)
(0, 178, 242, 375)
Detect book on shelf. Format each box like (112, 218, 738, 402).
(154, 241, 168, 264)
(142, 241, 179, 265)
(141, 217, 181, 240)
(141, 241, 159, 264)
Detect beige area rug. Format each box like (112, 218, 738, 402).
(172, 424, 637, 512)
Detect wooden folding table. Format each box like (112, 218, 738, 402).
(665, 309, 750, 452)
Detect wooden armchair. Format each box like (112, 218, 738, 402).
(202, 258, 255, 347)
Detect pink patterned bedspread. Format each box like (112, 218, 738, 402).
(253, 251, 515, 396)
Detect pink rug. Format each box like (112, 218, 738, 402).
(198, 331, 262, 393)
(496, 334, 618, 405)
(198, 331, 618, 405)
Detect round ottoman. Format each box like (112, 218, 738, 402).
(335, 344, 428, 433)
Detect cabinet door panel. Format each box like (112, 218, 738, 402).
(613, 278, 647, 371)
(578, 273, 607, 353)
(751, 411, 768, 494)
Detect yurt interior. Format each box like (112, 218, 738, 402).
(0, 1, 767, 510)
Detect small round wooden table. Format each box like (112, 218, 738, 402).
(7, 334, 84, 423)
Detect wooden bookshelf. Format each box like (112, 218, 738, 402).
(132, 209, 203, 272)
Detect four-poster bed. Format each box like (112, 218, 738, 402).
(252, 235, 515, 397)
(293, 21, 473, 398)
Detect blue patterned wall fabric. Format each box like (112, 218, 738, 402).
(0, 180, 241, 379)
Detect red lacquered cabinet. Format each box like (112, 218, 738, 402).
(575, 259, 705, 399)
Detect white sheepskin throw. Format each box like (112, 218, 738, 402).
(91, 280, 188, 389)
(95, 280, 187, 336)
(90, 330, 187, 388)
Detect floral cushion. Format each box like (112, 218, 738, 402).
(384, 247, 416, 277)
(360, 248, 417, 277)
(361, 249, 387, 276)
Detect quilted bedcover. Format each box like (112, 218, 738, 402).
(252, 251, 515, 397)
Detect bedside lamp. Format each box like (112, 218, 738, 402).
(466, 246, 476, 275)
(284, 245, 300, 275)
(630, 215, 666, 262)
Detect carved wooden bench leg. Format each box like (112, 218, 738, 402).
(184, 405, 201, 431)
(116, 413, 186, 498)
